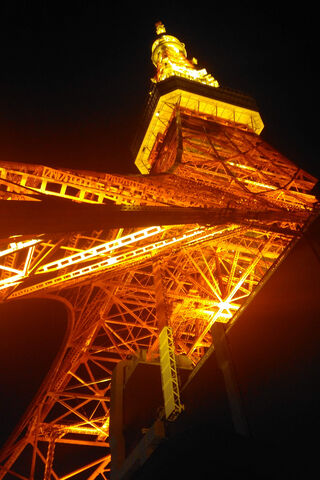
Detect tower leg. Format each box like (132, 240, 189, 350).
(43, 434, 57, 480)
(211, 322, 249, 436)
(110, 361, 127, 477)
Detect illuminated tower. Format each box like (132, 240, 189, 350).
(0, 22, 318, 479)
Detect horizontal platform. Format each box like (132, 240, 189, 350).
(133, 77, 264, 173)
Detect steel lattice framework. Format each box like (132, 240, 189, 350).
(0, 22, 318, 480)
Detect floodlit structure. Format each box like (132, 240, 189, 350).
(0, 22, 318, 479)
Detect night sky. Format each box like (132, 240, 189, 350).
(0, 2, 318, 177)
(0, 0, 319, 460)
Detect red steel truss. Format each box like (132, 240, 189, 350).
(0, 23, 318, 480)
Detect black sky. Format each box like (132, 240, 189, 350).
(0, 0, 319, 455)
(0, 2, 318, 177)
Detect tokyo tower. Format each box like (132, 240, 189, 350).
(0, 21, 318, 479)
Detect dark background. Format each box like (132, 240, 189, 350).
(0, 0, 319, 463)
(0, 2, 319, 177)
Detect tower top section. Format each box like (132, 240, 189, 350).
(133, 22, 264, 173)
(151, 21, 219, 88)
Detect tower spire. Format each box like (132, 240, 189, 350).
(151, 21, 219, 87)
